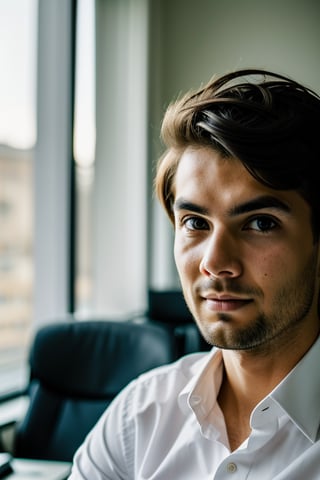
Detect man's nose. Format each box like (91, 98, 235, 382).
(199, 229, 242, 279)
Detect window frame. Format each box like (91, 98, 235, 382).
(0, 0, 76, 404)
(33, 0, 76, 328)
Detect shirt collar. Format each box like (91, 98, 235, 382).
(269, 334, 320, 442)
(178, 335, 320, 442)
(178, 347, 223, 420)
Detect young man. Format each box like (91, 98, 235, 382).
(68, 69, 320, 479)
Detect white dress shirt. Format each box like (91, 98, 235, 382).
(68, 335, 320, 479)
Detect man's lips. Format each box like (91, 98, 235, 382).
(201, 294, 252, 312)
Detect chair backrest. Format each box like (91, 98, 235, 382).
(147, 289, 211, 354)
(13, 319, 177, 462)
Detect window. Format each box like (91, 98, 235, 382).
(73, 0, 149, 318)
(0, 0, 38, 397)
(73, 0, 96, 315)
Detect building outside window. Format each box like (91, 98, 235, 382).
(0, 0, 37, 397)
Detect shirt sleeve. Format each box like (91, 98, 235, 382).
(67, 380, 136, 480)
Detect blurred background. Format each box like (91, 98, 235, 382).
(0, 0, 319, 399)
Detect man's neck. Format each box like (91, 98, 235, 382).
(217, 334, 319, 451)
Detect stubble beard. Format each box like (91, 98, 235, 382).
(194, 249, 318, 354)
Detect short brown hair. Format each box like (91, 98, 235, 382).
(155, 68, 320, 236)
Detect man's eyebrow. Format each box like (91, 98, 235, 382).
(173, 198, 209, 215)
(228, 195, 291, 216)
(173, 195, 291, 216)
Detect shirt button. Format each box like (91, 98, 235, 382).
(226, 462, 237, 473)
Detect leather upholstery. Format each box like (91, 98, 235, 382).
(147, 289, 211, 354)
(13, 319, 177, 462)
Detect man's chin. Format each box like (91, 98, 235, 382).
(197, 321, 266, 351)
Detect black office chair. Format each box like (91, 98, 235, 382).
(13, 319, 177, 462)
(146, 289, 211, 354)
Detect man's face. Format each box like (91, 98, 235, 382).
(173, 146, 320, 353)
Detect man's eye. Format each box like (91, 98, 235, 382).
(184, 217, 209, 230)
(244, 216, 278, 232)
